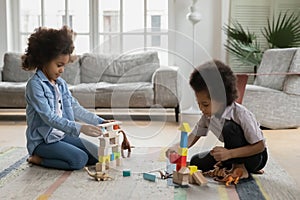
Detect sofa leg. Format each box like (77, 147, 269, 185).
(175, 105, 180, 122)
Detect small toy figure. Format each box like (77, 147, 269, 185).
(202, 162, 243, 186)
(118, 130, 133, 158)
(84, 167, 113, 181)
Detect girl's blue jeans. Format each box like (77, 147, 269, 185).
(33, 135, 98, 170)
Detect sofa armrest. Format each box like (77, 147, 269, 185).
(152, 66, 180, 107)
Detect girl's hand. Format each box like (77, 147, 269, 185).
(210, 146, 232, 161)
(80, 124, 103, 137)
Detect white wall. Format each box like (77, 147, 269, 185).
(0, 0, 8, 68)
(172, 0, 229, 113)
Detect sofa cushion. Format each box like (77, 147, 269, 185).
(80, 51, 160, 84)
(254, 48, 296, 90)
(70, 82, 154, 108)
(60, 56, 81, 85)
(0, 82, 27, 107)
(283, 49, 300, 95)
(2, 53, 35, 82)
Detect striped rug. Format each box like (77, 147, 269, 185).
(0, 147, 299, 200)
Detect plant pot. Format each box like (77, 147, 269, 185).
(235, 74, 249, 104)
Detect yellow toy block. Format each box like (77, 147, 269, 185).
(188, 165, 198, 175)
(178, 122, 191, 132)
(98, 155, 110, 163)
(178, 147, 188, 156)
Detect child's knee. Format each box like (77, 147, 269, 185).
(69, 152, 89, 170)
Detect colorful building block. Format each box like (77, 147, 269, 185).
(123, 169, 131, 177)
(180, 132, 188, 148)
(188, 166, 198, 175)
(99, 155, 110, 163)
(178, 147, 188, 156)
(110, 153, 115, 161)
(143, 173, 156, 182)
(178, 122, 191, 132)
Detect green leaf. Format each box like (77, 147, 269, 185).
(263, 11, 300, 48)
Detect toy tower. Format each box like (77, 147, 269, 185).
(172, 122, 208, 186)
(176, 122, 191, 171)
(96, 121, 122, 172)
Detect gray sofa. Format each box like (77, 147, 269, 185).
(243, 48, 300, 129)
(0, 51, 180, 121)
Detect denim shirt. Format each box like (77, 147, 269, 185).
(25, 70, 104, 155)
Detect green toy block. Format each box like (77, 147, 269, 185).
(123, 169, 131, 177)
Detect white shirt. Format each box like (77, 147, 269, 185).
(50, 83, 65, 138)
(191, 102, 265, 146)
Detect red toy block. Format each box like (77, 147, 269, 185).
(169, 152, 181, 163)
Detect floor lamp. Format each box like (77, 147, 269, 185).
(185, 0, 202, 114)
(186, 0, 202, 66)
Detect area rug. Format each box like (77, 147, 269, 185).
(0, 147, 299, 200)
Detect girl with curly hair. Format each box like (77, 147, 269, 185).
(23, 26, 111, 170)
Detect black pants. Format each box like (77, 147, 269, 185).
(190, 120, 268, 172)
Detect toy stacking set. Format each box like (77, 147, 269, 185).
(170, 122, 208, 186)
(96, 121, 123, 172)
(85, 121, 242, 187)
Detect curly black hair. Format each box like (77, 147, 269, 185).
(189, 59, 238, 106)
(22, 26, 75, 71)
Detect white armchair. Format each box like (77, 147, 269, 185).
(243, 48, 300, 129)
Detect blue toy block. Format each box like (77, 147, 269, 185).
(143, 173, 156, 182)
(180, 132, 188, 148)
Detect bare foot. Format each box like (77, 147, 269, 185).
(27, 155, 42, 165)
(232, 163, 249, 179)
(253, 169, 264, 174)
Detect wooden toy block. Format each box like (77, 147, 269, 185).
(192, 171, 208, 186)
(180, 132, 188, 148)
(173, 167, 189, 186)
(189, 174, 195, 184)
(98, 147, 111, 156)
(110, 136, 119, 145)
(178, 122, 191, 132)
(110, 153, 115, 161)
(97, 121, 122, 128)
(178, 147, 188, 156)
(98, 155, 110, 163)
(143, 173, 156, 182)
(188, 166, 198, 175)
(96, 162, 106, 172)
(99, 137, 110, 147)
(123, 169, 131, 177)
(112, 145, 121, 153)
(116, 158, 122, 166)
(169, 152, 180, 163)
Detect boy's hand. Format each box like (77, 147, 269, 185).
(210, 146, 231, 161)
(80, 124, 103, 137)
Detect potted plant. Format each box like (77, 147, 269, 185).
(223, 10, 300, 103)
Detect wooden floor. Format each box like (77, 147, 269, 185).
(0, 113, 300, 199)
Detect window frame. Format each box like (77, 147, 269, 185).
(11, 0, 171, 58)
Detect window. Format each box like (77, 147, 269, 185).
(16, 0, 169, 64)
